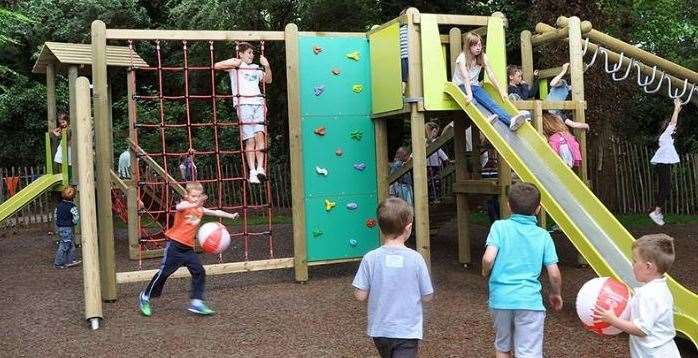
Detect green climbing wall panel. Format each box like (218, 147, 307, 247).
(299, 35, 380, 261)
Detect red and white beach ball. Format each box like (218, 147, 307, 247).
(197, 222, 231, 254)
(576, 277, 631, 335)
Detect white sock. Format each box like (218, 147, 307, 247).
(141, 292, 149, 301)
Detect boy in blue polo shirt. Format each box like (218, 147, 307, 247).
(482, 182, 562, 358)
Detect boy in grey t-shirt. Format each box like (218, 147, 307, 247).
(353, 197, 434, 358)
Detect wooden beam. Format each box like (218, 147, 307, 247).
(521, 30, 534, 85)
(537, 66, 565, 79)
(308, 257, 361, 266)
(375, 118, 389, 202)
(512, 100, 586, 110)
(46, 63, 56, 133)
(452, 180, 500, 195)
(371, 105, 409, 119)
(68, 66, 79, 184)
(367, 15, 407, 36)
(116, 258, 295, 284)
(285, 23, 308, 282)
(128, 139, 186, 196)
(531, 26, 569, 46)
(413, 14, 490, 26)
(534, 101, 547, 229)
(110, 170, 128, 191)
(106, 28, 365, 41)
(92, 20, 117, 302)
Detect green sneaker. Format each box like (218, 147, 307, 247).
(188, 301, 215, 315)
(138, 292, 151, 317)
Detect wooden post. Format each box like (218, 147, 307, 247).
(520, 31, 534, 85)
(406, 8, 430, 267)
(92, 20, 117, 301)
(68, 66, 79, 184)
(126, 69, 139, 258)
(533, 100, 547, 228)
(375, 118, 389, 202)
(127, 187, 140, 260)
(285, 23, 307, 282)
(107, 81, 115, 165)
(46, 63, 56, 132)
(75, 76, 103, 330)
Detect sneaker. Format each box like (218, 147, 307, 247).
(138, 292, 152, 317)
(509, 114, 526, 131)
(255, 167, 267, 182)
(54, 264, 65, 269)
(248, 169, 260, 184)
(649, 211, 665, 226)
(521, 110, 532, 121)
(487, 114, 499, 124)
(188, 301, 215, 316)
(65, 260, 82, 268)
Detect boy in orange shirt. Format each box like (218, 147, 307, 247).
(138, 182, 238, 316)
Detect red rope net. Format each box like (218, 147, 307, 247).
(127, 39, 274, 264)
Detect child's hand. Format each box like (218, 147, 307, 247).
(533, 69, 540, 77)
(548, 293, 563, 311)
(231, 212, 239, 220)
(259, 55, 270, 67)
(465, 93, 473, 103)
(674, 97, 683, 109)
(592, 303, 617, 324)
(499, 89, 508, 101)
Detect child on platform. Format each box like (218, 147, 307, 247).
(593, 234, 680, 357)
(542, 112, 582, 168)
(649, 98, 683, 226)
(507, 65, 539, 101)
(52, 113, 72, 166)
(453, 32, 528, 131)
(214, 42, 273, 184)
(353, 197, 434, 358)
(482, 182, 563, 358)
(389, 146, 413, 206)
(546, 63, 590, 131)
(138, 182, 239, 317)
(53, 186, 81, 268)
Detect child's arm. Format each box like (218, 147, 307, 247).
(422, 293, 434, 302)
(259, 55, 272, 84)
(549, 63, 569, 87)
(213, 58, 242, 70)
(457, 61, 474, 102)
(669, 97, 682, 127)
(175, 200, 200, 211)
(202, 208, 239, 220)
(545, 264, 563, 311)
(565, 119, 590, 130)
(481, 245, 498, 277)
(593, 304, 646, 337)
(354, 289, 369, 301)
(482, 54, 508, 100)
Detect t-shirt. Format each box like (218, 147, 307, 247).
(546, 79, 570, 101)
(427, 148, 449, 167)
(399, 25, 408, 59)
(452, 52, 481, 87)
(628, 277, 680, 358)
(352, 246, 434, 339)
(485, 214, 558, 311)
(508, 81, 539, 100)
(165, 206, 203, 247)
(650, 124, 680, 164)
(228, 62, 264, 106)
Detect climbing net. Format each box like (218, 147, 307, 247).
(126, 39, 274, 265)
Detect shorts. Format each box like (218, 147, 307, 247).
(401, 57, 409, 82)
(372, 337, 418, 358)
(237, 104, 266, 141)
(491, 309, 545, 357)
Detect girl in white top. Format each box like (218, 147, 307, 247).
(52, 113, 71, 166)
(648, 98, 682, 226)
(453, 32, 527, 131)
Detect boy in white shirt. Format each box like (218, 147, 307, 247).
(594, 234, 680, 358)
(214, 42, 272, 184)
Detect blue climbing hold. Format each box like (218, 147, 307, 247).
(314, 85, 325, 96)
(346, 202, 358, 210)
(353, 163, 366, 171)
(349, 239, 358, 247)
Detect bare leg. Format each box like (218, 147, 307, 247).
(496, 351, 511, 358)
(254, 132, 266, 172)
(244, 137, 256, 173)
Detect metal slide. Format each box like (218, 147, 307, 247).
(0, 173, 63, 225)
(444, 82, 698, 346)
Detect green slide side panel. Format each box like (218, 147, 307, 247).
(299, 35, 379, 262)
(0, 174, 63, 224)
(483, 16, 507, 88)
(444, 82, 698, 348)
(421, 14, 458, 111)
(538, 79, 549, 99)
(369, 23, 403, 114)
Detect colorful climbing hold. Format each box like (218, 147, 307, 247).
(324, 199, 336, 211)
(314, 85, 325, 96)
(331, 67, 341, 75)
(312, 228, 323, 237)
(353, 163, 366, 171)
(313, 46, 322, 54)
(346, 51, 360, 61)
(352, 84, 363, 93)
(316, 166, 328, 176)
(335, 148, 343, 156)
(349, 239, 358, 247)
(346, 202, 358, 210)
(350, 130, 363, 141)
(366, 219, 377, 228)
(314, 127, 326, 136)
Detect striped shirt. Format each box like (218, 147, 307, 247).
(399, 25, 408, 59)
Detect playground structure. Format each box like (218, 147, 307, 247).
(4, 8, 694, 342)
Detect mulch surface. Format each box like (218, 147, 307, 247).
(1, 218, 697, 357)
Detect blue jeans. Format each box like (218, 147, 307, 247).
(459, 84, 512, 125)
(54, 227, 76, 266)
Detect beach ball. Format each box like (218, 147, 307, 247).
(576, 277, 631, 335)
(197, 222, 231, 254)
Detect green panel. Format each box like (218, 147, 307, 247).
(305, 194, 379, 261)
(483, 16, 507, 88)
(538, 79, 549, 99)
(302, 115, 377, 197)
(299, 36, 372, 116)
(420, 13, 458, 111)
(0, 174, 63, 224)
(369, 23, 403, 114)
(298, 35, 379, 262)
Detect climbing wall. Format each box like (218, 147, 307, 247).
(298, 36, 380, 261)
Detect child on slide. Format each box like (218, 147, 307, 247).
(452, 32, 528, 131)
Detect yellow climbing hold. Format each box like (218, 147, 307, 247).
(324, 199, 336, 211)
(346, 51, 360, 61)
(352, 84, 363, 93)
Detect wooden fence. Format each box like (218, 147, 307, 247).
(0, 163, 293, 228)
